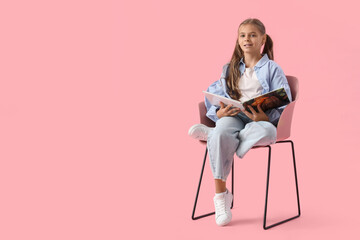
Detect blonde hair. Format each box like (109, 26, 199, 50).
(226, 18, 274, 100)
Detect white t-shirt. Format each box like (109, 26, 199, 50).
(238, 67, 263, 103)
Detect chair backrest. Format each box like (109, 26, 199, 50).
(198, 75, 299, 141)
(276, 75, 299, 141)
(287, 75, 299, 101)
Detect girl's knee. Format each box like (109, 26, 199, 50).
(215, 116, 234, 128)
(213, 119, 239, 138)
(208, 118, 241, 145)
(211, 127, 235, 142)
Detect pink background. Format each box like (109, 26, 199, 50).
(1, 0, 360, 239)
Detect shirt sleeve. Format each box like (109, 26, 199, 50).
(266, 63, 293, 126)
(204, 63, 230, 123)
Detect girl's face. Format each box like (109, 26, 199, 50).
(238, 24, 266, 55)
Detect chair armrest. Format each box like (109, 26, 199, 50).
(199, 101, 216, 127)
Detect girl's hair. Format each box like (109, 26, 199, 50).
(226, 18, 274, 100)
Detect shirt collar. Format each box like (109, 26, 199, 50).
(239, 53, 269, 72)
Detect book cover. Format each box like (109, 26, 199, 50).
(203, 88, 290, 113)
(243, 88, 290, 113)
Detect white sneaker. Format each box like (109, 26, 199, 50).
(188, 123, 212, 141)
(213, 189, 233, 226)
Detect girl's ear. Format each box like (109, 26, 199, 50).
(262, 34, 267, 45)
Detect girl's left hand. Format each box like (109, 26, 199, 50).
(243, 104, 269, 122)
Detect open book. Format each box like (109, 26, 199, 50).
(203, 88, 290, 113)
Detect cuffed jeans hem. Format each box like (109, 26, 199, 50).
(214, 176, 227, 182)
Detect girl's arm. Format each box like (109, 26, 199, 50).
(205, 64, 230, 122)
(204, 79, 225, 122)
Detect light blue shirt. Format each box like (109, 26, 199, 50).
(205, 53, 292, 126)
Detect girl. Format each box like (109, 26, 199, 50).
(188, 18, 292, 226)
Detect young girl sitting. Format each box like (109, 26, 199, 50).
(188, 18, 292, 226)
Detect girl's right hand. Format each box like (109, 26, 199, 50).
(216, 102, 241, 119)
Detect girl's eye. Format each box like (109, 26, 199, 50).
(240, 34, 256, 37)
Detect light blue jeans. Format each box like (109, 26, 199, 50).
(207, 112, 277, 182)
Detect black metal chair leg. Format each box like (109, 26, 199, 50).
(192, 146, 235, 220)
(263, 140, 301, 229)
(231, 157, 234, 208)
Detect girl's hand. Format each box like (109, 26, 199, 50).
(216, 102, 241, 119)
(243, 104, 269, 122)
